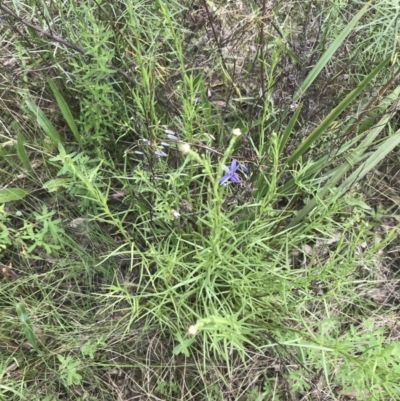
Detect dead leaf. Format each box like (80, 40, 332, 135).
(5, 362, 19, 374)
(0, 262, 18, 280)
(339, 389, 372, 399)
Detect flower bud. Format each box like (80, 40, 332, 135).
(188, 325, 197, 336)
(180, 143, 191, 154)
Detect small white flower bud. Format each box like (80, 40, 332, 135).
(180, 143, 191, 154)
(188, 325, 197, 336)
(171, 210, 181, 219)
(232, 128, 242, 136)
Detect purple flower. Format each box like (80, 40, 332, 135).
(219, 159, 247, 185)
(165, 130, 179, 141)
(154, 150, 168, 157)
(167, 134, 179, 141)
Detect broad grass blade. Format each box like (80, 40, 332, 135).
(14, 122, 33, 173)
(338, 129, 400, 193)
(279, 103, 303, 155)
(279, 84, 400, 195)
(26, 99, 62, 145)
(278, 131, 365, 195)
(286, 55, 391, 166)
(287, 87, 398, 228)
(16, 303, 40, 353)
(47, 78, 83, 147)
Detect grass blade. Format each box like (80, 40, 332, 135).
(0, 384, 26, 400)
(16, 303, 40, 353)
(13, 122, 33, 174)
(47, 78, 83, 147)
(286, 55, 391, 167)
(279, 103, 303, 155)
(278, 84, 400, 195)
(278, 131, 365, 195)
(338, 128, 400, 193)
(293, 1, 371, 102)
(26, 99, 62, 146)
(287, 92, 397, 228)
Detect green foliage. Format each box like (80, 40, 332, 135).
(0, 188, 27, 203)
(282, 319, 400, 398)
(293, 1, 371, 102)
(156, 380, 179, 397)
(25, 99, 62, 147)
(49, 145, 104, 213)
(354, 0, 400, 62)
(58, 1, 151, 147)
(80, 337, 106, 360)
(1, 0, 400, 399)
(57, 355, 83, 387)
(47, 78, 83, 147)
(14, 123, 33, 174)
(18, 205, 63, 254)
(16, 303, 40, 353)
(0, 203, 64, 257)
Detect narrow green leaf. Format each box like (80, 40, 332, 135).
(26, 99, 62, 145)
(293, 1, 371, 102)
(342, 81, 400, 137)
(16, 303, 40, 353)
(13, 122, 33, 173)
(279, 103, 303, 155)
(286, 55, 391, 166)
(0, 188, 28, 203)
(287, 102, 395, 228)
(278, 131, 365, 195)
(276, 38, 304, 67)
(338, 129, 400, 194)
(0, 384, 26, 400)
(47, 78, 83, 147)
(279, 84, 400, 196)
(347, 198, 372, 210)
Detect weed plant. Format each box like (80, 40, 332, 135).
(1, 0, 400, 400)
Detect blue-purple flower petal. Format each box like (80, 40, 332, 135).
(219, 158, 244, 185)
(239, 164, 248, 173)
(219, 174, 231, 185)
(231, 174, 240, 183)
(154, 150, 168, 157)
(167, 134, 179, 141)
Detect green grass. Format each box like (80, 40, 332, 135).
(1, 0, 400, 399)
